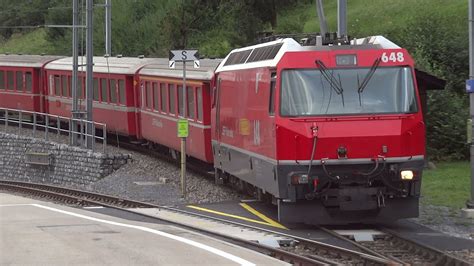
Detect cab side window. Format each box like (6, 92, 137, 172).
(269, 72, 276, 116)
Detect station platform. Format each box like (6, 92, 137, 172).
(180, 199, 474, 252)
(0, 193, 288, 266)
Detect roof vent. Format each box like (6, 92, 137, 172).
(138, 55, 145, 59)
(117, 54, 123, 58)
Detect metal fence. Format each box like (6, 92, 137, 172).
(0, 108, 107, 153)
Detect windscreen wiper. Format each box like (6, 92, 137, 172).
(357, 57, 382, 94)
(315, 60, 345, 106)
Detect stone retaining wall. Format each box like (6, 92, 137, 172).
(0, 133, 130, 186)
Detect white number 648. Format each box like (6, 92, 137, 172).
(381, 52, 404, 63)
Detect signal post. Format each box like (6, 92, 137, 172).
(169, 50, 200, 198)
(465, 0, 474, 218)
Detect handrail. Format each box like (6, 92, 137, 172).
(0, 108, 107, 153)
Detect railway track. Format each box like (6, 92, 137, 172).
(319, 226, 473, 265)
(1, 180, 391, 265)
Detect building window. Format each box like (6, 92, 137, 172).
(7, 71, 14, 90)
(187, 86, 195, 119)
(160, 83, 166, 112)
(109, 79, 117, 103)
(197, 87, 203, 121)
(119, 79, 125, 104)
(169, 84, 175, 114)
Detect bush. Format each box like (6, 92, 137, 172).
(391, 11, 470, 161)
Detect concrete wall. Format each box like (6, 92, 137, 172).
(0, 133, 130, 186)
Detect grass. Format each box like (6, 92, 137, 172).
(0, 29, 58, 55)
(422, 161, 471, 209)
(275, 0, 467, 38)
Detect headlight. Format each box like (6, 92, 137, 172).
(400, 170, 414, 180)
(291, 174, 309, 184)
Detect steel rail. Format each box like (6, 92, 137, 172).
(379, 227, 473, 266)
(0, 180, 391, 265)
(319, 226, 472, 266)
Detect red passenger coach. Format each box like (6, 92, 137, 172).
(138, 59, 221, 163)
(44, 57, 156, 137)
(213, 36, 426, 224)
(0, 55, 63, 112)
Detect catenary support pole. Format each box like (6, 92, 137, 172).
(71, 0, 79, 146)
(337, 0, 347, 39)
(85, 0, 94, 149)
(315, 0, 328, 39)
(468, 0, 474, 210)
(105, 0, 111, 56)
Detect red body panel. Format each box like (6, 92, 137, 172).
(212, 68, 276, 159)
(138, 76, 213, 163)
(44, 70, 138, 136)
(0, 67, 42, 112)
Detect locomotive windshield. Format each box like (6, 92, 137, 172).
(280, 66, 418, 116)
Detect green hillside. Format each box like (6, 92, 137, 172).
(0, 29, 56, 54)
(275, 0, 466, 38)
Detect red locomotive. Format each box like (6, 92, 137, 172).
(0, 35, 427, 224)
(212, 36, 424, 224)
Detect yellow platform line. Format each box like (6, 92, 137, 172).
(186, 204, 287, 230)
(239, 203, 287, 230)
(187, 205, 274, 227)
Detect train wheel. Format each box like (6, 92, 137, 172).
(214, 168, 225, 185)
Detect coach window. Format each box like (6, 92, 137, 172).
(269, 72, 276, 116)
(77, 77, 84, 99)
(62, 75, 68, 97)
(187, 86, 195, 119)
(93, 78, 99, 101)
(0, 71, 4, 90)
(54, 75, 61, 96)
(160, 83, 167, 112)
(118, 79, 125, 104)
(16, 72, 23, 91)
(101, 78, 107, 102)
(109, 79, 117, 103)
(153, 83, 159, 111)
(169, 84, 175, 114)
(178, 85, 185, 116)
(197, 87, 203, 121)
(25, 72, 32, 92)
(7, 71, 14, 90)
(143, 81, 151, 109)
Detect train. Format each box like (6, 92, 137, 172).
(0, 36, 432, 224)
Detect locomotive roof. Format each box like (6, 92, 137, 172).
(0, 54, 65, 68)
(216, 35, 401, 73)
(139, 58, 222, 81)
(45, 56, 157, 75)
